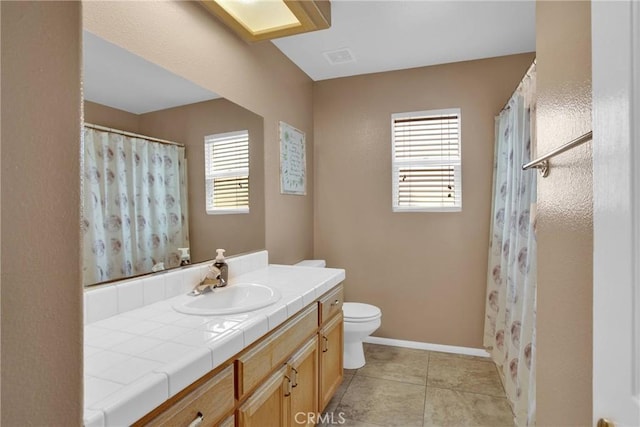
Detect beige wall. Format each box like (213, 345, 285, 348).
(85, 100, 141, 133)
(139, 99, 265, 262)
(83, 1, 314, 265)
(85, 99, 266, 263)
(0, 2, 594, 425)
(1, 2, 83, 425)
(536, 1, 593, 425)
(313, 53, 535, 347)
(0, 1, 3, 419)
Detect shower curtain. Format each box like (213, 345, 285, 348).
(81, 127, 189, 285)
(484, 62, 537, 426)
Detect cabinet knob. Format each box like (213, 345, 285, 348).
(597, 419, 614, 427)
(187, 412, 204, 427)
(330, 299, 340, 306)
(322, 335, 329, 352)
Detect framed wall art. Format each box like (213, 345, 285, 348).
(279, 121, 306, 195)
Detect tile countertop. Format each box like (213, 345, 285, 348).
(84, 264, 346, 427)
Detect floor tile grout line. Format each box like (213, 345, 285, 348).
(323, 371, 355, 418)
(422, 350, 431, 427)
(338, 370, 430, 427)
(353, 371, 428, 387)
(426, 384, 510, 399)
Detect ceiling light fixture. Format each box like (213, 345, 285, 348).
(200, 0, 331, 43)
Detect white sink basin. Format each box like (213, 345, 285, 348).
(173, 283, 281, 315)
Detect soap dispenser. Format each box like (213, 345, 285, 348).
(214, 248, 228, 285)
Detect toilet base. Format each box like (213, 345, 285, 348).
(343, 340, 366, 369)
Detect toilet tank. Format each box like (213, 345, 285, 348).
(295, 260, 326, 268)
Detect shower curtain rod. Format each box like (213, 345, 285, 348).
(84, 123, 184, 147)
(499, 59, 537, 114)
(522, 130, 592, 177)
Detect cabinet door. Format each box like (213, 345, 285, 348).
(319, 312, 343, 412)
(288, 336, 319, 427)
(237, 365, 289, 427)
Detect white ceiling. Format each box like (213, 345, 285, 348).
(272, 0, 536, 81)
(83, 31, 220, 115)
(82, 1, 535, 114)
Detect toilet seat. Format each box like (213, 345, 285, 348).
(343, 302, 381, 323)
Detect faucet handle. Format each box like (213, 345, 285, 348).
(189, 265, 225, 296)
(206, 265, 227, 288)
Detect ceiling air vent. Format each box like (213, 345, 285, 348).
(323, 48, 356, 65)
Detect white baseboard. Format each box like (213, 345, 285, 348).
(363, 336, 490, 358)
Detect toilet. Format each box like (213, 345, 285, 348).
(295, 260, 382, 369)
(341, 302, 382, 369)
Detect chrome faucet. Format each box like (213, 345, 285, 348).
(189, 265, 227, 296)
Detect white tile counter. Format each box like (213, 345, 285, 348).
(83, 253, 345, 427)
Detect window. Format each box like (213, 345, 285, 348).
(392, 109, 462, 212)
(204, 130, 249, 214)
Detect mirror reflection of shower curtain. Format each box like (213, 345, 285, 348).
(81, 127, 189, 286)
(484, 62, 536, 426)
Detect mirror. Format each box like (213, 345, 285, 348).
(82, 31, 265, 286)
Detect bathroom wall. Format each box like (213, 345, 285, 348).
(1, 0, 314, 423)
(0, 1, 3, 420)
(313, 53, 535, 348)
(85, 100, 141, 133)
(1, 2, 83, 425)
(83, 1, 314, 265)
(139, 99, 265, 261)
(535, 1, 593, 425)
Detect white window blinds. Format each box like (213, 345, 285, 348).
(204, 130, 249, 214)
(392, 109, 462, 212)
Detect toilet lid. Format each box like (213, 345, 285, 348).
(343, 302, 381, 322)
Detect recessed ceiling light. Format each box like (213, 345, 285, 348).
(214, 0, 300, 34)
(200, 0, 331, 43)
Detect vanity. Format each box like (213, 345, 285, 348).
(83, 251, 345, 427)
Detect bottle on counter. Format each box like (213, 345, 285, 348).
(213, 248, 228, 285)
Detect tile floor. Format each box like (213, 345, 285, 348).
(321, 343, 514, 427)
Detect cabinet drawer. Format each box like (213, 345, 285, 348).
(319, 284, 344, 325)
(236, 304, 318, 398)
(144, 365, 234, 427)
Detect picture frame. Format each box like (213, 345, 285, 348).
(279, 121, 306, 195)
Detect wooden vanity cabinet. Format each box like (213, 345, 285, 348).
(287, 336, 319, 427)
(318, 284, 344, 324)
(218, 415, 234, 427)
(318, 284, 344, 412)
(318, 312, 344, 412)
(238, 335, 320, 427)
(135, 284, 344, 427)
(235, 304, 318, 399)
(237, 365, 289, 427)
(135, 364, 234, 427)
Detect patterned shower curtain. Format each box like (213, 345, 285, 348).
(81, 127, 189, 285)
(484, 62, 537, 426)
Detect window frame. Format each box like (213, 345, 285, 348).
(204, 130, 250, 215)
(391, 108, 462, 213)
